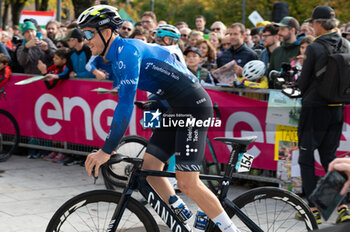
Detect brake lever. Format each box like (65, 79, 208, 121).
(91, 166, 98, 184)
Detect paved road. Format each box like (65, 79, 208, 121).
(0, 155, 341, 231)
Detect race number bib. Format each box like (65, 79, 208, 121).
(235, 153, 254, 173)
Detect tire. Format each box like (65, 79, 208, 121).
(223, 187, 319, 231)
(101, 135, 148, 189)
(201, 159, 221, 194)
(46, 190, 159, 232)
(0, 109, 20, 162)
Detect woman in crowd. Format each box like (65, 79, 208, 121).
(209, 32, 223, 57)
(196, 39, 217, 71)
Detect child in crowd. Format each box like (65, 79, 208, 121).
(37, 47, 71, 89)
(290, 35, 314, 82)
(36, 47, 71, 163)
(0, 54, 11, 85)
(184, 47, 214, 85)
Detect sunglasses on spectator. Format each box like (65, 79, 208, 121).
(121, 26, 132, 32)
(181, 34, 188, 38)
(211, 28, 221, 31)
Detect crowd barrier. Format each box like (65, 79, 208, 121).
(1, 74, 349, 182)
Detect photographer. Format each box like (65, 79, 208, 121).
(297, 6, 350, 224)
(17, 20, 56, 74)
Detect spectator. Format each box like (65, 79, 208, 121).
(118, 20, 134, 38)
(297, 6, 350, 225)
(251, 27, 264, 50)
(141, 11, 157, 42)
(188, 30, 203, 47)
(158, 20, 167, 26)
(17, 20, 56, 74)
(179, 27, 191, 47)
(0, 54, 11, 85)
(61, 28, 94, 78)
(195, 15, 210, 34)
(130, 27, 149, 42)
(244, 28, 254, 48)
(209, 32, 223, 57)
(329, 158, 350, 195)
(290, 35, 314, 81)
(196, 39, 217, 70)
(86, 56, 113, 80)
(37, 47, 70, 89)
(12, 25, 21, 37)
(260, 24, 280, 75)
(300, 22, 314, 36)
(210, 21, 227, 37)
(55, 39, 68, 48)
(268, 16, 300, 77)
(217, 23, 258, 77)
(221, 34, 231, 51)
(1, 31, 13, 50)
(184, 47, 214, 85)
(175, 21, 189, 30)
(46, 20, 63, 43)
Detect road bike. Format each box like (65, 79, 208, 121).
(0, 87, 20, 162)
(46, 135, 318, 231)
(101, 101, 221, 192)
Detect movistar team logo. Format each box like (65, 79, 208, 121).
(143, 109, 161, 128)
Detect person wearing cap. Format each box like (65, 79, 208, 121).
(217, 23, 258, 77)
(60, 28, 94, 78)
(297, 5, 350, 225)
(268, 16, 300, 81)
(16, 20, 56, 74)
(184, 47, 214, 85)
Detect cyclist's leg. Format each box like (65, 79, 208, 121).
(176, 170, 222, 218)
(142, 152, 175, 201)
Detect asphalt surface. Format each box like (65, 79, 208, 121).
(0, 154, 343, 232)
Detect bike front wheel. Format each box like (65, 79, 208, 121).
(46, 190, 159, 232)
(224, 187, 318, 232)
(0, 109, 20, 162)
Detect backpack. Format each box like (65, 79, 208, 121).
(315, 38, 350, 104)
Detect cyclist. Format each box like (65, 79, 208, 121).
(77, 5, 239, 232)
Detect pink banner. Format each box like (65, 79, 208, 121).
(1, 75, 350, 171)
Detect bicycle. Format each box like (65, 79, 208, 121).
(0, 87, 20, 162)
(46, 135, 318, 231)
(101, 101, 221, 192)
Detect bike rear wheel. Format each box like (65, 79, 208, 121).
(224, 187, 318, 231)
(101, 135, 148, 189)
(0, 109, 20, 162)
(46, 190, 159, 232)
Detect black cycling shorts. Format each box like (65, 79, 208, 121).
(145, 85, 213, 172)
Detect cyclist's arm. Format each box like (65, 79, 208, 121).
(102, 46, 141, 154)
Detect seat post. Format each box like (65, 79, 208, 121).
(223, 143, 248, 178)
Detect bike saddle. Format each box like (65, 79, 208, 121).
(214, 136, 257, 146)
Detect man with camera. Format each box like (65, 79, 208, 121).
(297, 5, 350, 224)
(17, 20, 56, 74)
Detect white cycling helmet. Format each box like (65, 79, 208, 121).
(156, 24, 180, 39)
(242, 60, 266, 81)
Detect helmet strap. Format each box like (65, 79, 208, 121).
(97, 27, 114, 57)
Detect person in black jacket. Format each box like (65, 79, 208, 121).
(297, 5, 350, 225)
(217, 23, 257, 77)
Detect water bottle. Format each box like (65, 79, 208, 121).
(168, 194, 193, 223)
(193, 209, 209, 231)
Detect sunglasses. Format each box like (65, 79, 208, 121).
(121, 26, 132, 32)
(212, 28, 221, 31)
(83, 30, 98, 41)
(181, 34, 188, 38)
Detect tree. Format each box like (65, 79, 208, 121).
(35, 0, 49, 11)
(71, 0, 95, 19)
(10, 0, 28, 26)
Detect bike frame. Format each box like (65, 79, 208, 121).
(108, 143, 263, 232)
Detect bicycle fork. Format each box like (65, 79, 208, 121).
(108, 187, 134, 232)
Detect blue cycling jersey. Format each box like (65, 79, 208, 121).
(102, 37, 198, 154)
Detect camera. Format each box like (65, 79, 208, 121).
(269, 63, 301, 89)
